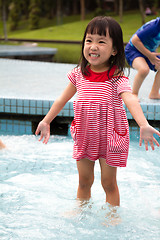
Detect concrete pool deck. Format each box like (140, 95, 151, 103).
(0, 58, 160, 135)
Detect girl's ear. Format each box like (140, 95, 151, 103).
(112, 47, 117, 56)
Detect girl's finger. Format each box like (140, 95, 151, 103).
(39, 133, 43, 142)
(35, 127, 40, 135)
(149, 140, 155, 150)
(43, 135, 49, 144)
(139, 138, 142, 146)
(153, 128, 160, 136)
(152, 137, 160, 147)
(144, 140, 148, 151)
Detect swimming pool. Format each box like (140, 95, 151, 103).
(0, 134, 160, 240)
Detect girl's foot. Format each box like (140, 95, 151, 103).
(62, 199, 92, 218)
(149, 93, 160, 99)
(102, 204, 121, 227)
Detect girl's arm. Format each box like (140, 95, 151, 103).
(121, 92, 160, 150)
(35, 82, 77, 144)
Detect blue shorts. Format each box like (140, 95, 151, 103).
(125, 43, 157, 72)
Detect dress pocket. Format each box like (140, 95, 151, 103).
(107, 106, 130, 153)
(70, 119, 77, 141)
(108, 127, 129, 152)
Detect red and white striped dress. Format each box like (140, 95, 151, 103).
(67, 66, 132, 167)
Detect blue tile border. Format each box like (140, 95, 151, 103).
(0, 97, 160, 120)
(0, 119, 32, 135)
(1, 98, 160, 135)
(123, 102, 160, 121)
(0, 118, 148, 136)
(0, 97, 75, 134)
(0, 97, 74, 117)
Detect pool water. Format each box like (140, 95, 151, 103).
(0, 134, 160, 240)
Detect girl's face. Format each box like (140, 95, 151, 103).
(83, 29, 116, 72)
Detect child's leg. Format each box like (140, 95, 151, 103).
(132, 57, 150, 96)
(99, 158, 120, 206)
(76, 158, 95, 200)
(0, 139, 6, 149)
(149, 70, 160, 99)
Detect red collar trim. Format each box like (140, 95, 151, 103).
(86, 65, 117, 82)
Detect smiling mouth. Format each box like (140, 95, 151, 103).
(89, 53, 100, 57)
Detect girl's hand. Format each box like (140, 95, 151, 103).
(139, 125, 160, 150)
(35, 121, 50, 144)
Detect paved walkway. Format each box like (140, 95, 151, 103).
(0, 58, 72, 100)
(0, 58, 159, 101)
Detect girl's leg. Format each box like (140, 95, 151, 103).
(76, 158, 95, 200)
(132, 57, 150, 96)
(149, 70, 160, 99)
(99, 158, 120, 206)
(0, 139, 5, 149)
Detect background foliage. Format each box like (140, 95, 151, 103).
(0, 0, 159, 63)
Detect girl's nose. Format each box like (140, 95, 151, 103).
(90, 44, 98, 51)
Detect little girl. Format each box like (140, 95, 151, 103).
(35, 16, 160, 206)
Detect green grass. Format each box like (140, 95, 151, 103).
(39, 42, 82, 63)
(0, 10, 159, 63)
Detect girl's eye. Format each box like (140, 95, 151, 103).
(86, 39, 92, 43)
(99, 41, 105, 44)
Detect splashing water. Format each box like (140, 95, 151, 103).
(0, 134, 160, 240)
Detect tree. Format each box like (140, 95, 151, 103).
(72, 0, 78, 15)
(80, 0, 85, 20)
(29, 0, 40, 30)
(114, 0, 118, 15)
(138, 0, 145, 24)
(56, 0, 63, 25)
(1, 0, 8, 40)
(9, 0, 21, 31)
(42, 0, 56, 19)
(20, 0, 30, 19)
(119, 0, 123, 23)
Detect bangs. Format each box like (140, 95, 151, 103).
(86, 20, 108, 36)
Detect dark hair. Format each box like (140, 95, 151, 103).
(78, 16, 125, 77)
